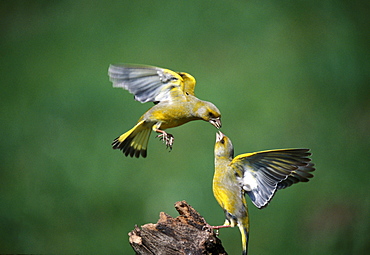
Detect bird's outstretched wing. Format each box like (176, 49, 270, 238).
(108, 64, 195, 103)
(231, 149, 315, 208)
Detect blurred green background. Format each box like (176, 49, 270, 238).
(1, 0, 369, 254)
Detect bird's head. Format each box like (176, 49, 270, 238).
(198, 101, 222, 129)
(215, 131, 234, 159)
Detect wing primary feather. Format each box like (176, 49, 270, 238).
(109, 64, 186, 103)
(239, 148, 315, 208)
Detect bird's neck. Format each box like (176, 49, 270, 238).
(214, 157, 231, 172)
(189, 97, 207, 118)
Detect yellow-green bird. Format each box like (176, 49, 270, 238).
(108, 64, 222, 158)
(212, 131, 315, 255)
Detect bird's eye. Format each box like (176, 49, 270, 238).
(209, 112, 214, 118)
(185, 92, 189, 95)
(220, 139, 225, 144)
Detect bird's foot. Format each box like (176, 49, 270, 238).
(156, 131, 174, 150)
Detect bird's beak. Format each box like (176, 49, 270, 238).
(216, 130, 224, 142)
(209, 117, 222, 129)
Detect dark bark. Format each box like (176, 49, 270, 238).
(128, 200, 227, 255)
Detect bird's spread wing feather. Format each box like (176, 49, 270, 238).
(277, 162, 315, 189)
(231, 149, 315, 208)
(108, 64, 189, 103)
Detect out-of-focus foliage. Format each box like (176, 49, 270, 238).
(1, 1, 368, 254)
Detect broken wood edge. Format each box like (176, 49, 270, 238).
(128, 200, 228, 255)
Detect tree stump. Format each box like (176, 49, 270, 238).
(128, 200, 228, 255)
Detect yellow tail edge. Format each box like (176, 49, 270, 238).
(112, 120, 151, 158)
(238, 223, 249, 255)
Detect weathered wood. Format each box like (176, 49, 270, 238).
(129, 200, 228, 255)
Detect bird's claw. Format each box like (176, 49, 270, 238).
(202, 224, 213, 233)
(156, 132, 174, 150)
(215, 229, 219, 236)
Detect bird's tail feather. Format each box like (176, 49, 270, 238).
(112, 120, 151, 158)
(238, 221, 249, 255)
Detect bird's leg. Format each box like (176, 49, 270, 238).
(203, 223, 232, 236)
(155, 129, 174, 150)
(210, 225, 233, 229)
